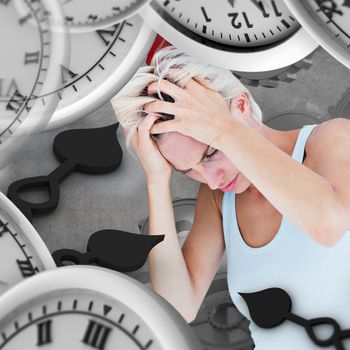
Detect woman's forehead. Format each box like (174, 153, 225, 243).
(157, 132, 206, 165)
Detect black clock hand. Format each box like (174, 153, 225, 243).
(240, 288, 350, 349)
(52, 229, 165, 272)
(7, 123, 123, 222)
(247, 0, 273, 18)
(287, 312, 346, 350)
(248, 0, 262, 11)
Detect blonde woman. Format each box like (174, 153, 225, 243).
(111, 46, 350, 349)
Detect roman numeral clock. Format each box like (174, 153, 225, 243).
(0, 266, 202, 350)
(0, 0, 67, 169)
(56, 0, 152, 33)
(142, 0, 319, 72)
(283, 0, 350, 69)
(0, 191, 56, 297)
(10, 0, 156, 131)
(43, 14, 155, 131)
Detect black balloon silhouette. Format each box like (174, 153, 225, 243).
(240, 287, 350, 349)
(52, 229, 165, 272)
(7, 123, 123, 221)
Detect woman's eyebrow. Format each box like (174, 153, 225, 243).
(174, 145, 211, 173)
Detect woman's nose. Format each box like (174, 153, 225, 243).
(204, 169, 224, 190)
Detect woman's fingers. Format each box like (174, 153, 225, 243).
(151, 119, 178, 134)
(184, 77, 214, 94)
(143, 100, 183, 116)
(137, 113, 163, 143)
(138, 113, 161, 133)
(147, 79, 187, 101)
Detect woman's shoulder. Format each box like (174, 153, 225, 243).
(304, 118, 350, 180)
(307, 118, 350, 157)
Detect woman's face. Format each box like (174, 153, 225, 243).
(157, 131, 251, 193)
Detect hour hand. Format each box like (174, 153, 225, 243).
(249, 0, 261, 9)
(249, 0, 271, 12)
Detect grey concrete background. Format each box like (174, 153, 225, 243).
(1, 46, 350, 255)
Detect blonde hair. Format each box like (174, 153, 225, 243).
(111, 46, 262, 157)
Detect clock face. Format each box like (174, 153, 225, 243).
(0, 266, 202, 350)
(0, 192, 56, 296)
(40, 15, 155, 130)
(0, 291, 163, 349)
(143, 0, 318, 71)
(284, 0, 350, 69)
(59, 0, 152, 32)
(155, 0, 300, 48)
(0, 0, 67, 168)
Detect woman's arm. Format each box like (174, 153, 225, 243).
(146, 79, 350, 246)
(147, 178, 195, 322)
(216, 118, 350, 246)
(117, 112, 224, 322)
(147, 181, 225, 323)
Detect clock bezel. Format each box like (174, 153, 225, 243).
(0, 0, 69, 169)
(0, 266, 202, 350)
(0, 191, 56, 282)
(284, 0, 350, 70)
(142, 1, 319, 72)
(45, 15, 156, 131)
(59, 0, 153, 33)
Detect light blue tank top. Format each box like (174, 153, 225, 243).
(222, 124, 350, 349)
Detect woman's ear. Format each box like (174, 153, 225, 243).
(229, 92, 251, 116)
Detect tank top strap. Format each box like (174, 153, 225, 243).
(222, 124, 319, 249)
(291, 124, 318, 163)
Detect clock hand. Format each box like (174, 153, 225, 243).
(240, 288, 349, 349)
(249, 0, 260, 9)
(248, 0, 271, 14)
(7, 123, 122, 222)
(52, 229, 164, 272)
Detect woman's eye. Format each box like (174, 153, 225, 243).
(205, 148, 219, 159)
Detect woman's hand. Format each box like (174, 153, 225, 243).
(126, 114, 172, 183)
(144, 76, 239, 149)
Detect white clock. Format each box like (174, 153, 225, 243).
(0, 191, 56, 296)
(58, 0, 153, 33)
(284, 0, 350, 70)
(41, 15, 155, 131)
(142, 0, 318, 71)
(0, 0, 68, 168)
(0, 266, 202, 350)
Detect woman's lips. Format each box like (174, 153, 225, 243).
(220, 174, 239, 192)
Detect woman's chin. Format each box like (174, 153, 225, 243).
(234, 178, 252, 194)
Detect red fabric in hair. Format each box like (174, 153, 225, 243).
(146, 35, 171, 65)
